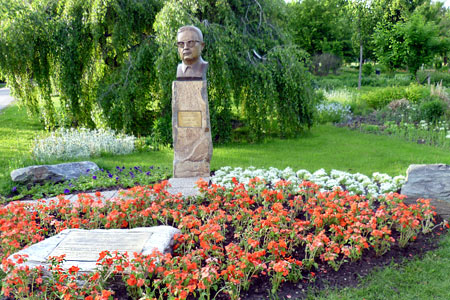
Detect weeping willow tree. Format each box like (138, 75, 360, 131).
(0, 0, 318, 144)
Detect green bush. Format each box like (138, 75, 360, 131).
(362, 64, 374, 76)
(405, 84, 430, 103)
(360, 87, 406, 109)
(419, 98, 447, 123)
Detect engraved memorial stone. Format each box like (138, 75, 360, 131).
(48, 231, 151, 261)
(8, 226, 180, 273)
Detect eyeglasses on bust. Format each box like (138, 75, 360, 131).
(176, 40, 201, 48)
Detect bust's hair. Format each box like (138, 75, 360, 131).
(177, 25, 203, 41)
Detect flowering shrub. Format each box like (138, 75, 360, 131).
(323, 89, 356, 105)
(211, 166, 405, 198)
(1, 179, 445, 299)
(32, 128, 136, 162)
(316, 101, 352, 124)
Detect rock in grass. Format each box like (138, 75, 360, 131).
(11, 161, 99, 184)
(401, 164, 450, 219)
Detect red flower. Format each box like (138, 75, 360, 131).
(68, 265, 80, 275)
(127, 274, 137, 286)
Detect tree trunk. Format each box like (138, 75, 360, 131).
(358, 42, 363, 90)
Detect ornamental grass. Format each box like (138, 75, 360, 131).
(0, 179, 447, 300)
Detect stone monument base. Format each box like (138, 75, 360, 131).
(172, 80, 212, 178)
(168, 177, 209, 197)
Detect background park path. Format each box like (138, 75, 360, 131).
(0, 87, 14, 112)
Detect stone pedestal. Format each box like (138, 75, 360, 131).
(167, 177, 209, 197)
(172, 80, 213, 178)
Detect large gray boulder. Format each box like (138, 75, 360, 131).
(11, 161, 99, 184)
(401, 164, 450, 219)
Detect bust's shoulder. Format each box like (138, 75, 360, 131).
(199, 57, 208, 66)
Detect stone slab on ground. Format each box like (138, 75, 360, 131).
(401, 164, 450, 219)
(167, 177, 209, 197)
(11, 161, 99, 184)
(8, 226, 180, 272)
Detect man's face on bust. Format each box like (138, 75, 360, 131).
(177, 29, 204, 66)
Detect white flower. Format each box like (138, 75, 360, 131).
(211, 166, 403, 198)
(32, 127, 135, 162)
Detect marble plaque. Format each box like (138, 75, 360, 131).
(48, 231, 152, 261)
(178, 111, 202, 128)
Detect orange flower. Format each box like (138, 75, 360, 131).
(127, 274, 137, 286)
(68, 265, 80, 275)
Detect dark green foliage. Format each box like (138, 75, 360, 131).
(314, 72, 414, 90)
(287, 0, 353, 61)
(373, 10, 444, 78)
(362, 64, 374, 76)
(0, 0, 317, 144)
(419, 98, 446, 122)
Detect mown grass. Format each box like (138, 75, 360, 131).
(2, 101, 450, 196)
(212, 125, 450, 176)
(0, 103, 44, 196)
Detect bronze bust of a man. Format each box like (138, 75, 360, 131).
(176, 25, 208, 80)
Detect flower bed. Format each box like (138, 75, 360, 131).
(0, 179, 446, 299)
(212, 166, 405, 198)
(10, 165, 170, 201)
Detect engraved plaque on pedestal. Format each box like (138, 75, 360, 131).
(178, 111, 202, 128)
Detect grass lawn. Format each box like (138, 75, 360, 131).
(212, 125, 450, 176)
(2, 101, 450, 196)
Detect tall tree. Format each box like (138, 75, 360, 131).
(348, 0, 376, 89)
(373, 11, 443, 80)
(287, 0, 353, 60)
(0, 0, 318, 144)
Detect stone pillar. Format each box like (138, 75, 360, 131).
(172, 80, 212, 178)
